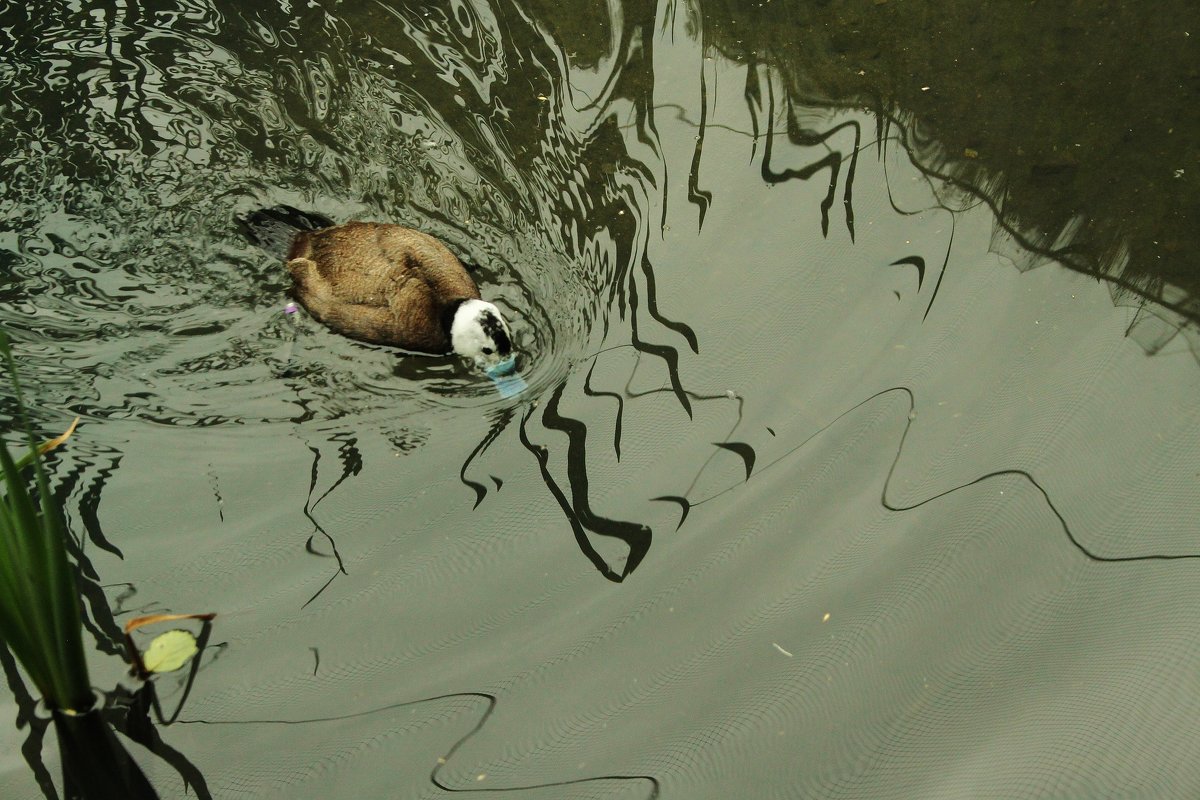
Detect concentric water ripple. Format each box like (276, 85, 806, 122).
(0, 0, 654, 428)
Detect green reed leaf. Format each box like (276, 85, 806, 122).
(0, 332, 93, 711)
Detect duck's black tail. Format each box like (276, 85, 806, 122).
(237, 205, 336, 259)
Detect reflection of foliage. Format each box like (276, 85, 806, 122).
(534, 0, 1200, 335)
(520, 0, 613, 69)
(694, 0, 1200, 326)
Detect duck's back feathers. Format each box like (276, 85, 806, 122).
(286, 221, 480, 352)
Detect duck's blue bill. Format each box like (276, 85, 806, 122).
(485, 356, 526, 397)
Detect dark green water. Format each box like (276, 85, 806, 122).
(2, 1, 1200, 798)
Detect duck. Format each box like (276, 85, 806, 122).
(239, 206, 515, 371)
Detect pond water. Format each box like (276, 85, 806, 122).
(3, 1, 1200, 798)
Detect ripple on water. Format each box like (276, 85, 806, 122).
(0, 0, 640, 430)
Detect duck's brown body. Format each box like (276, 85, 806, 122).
(287, 221, 480, 352)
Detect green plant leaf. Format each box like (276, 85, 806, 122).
(0, 332, 93, 711)
(141, 630, 199, 674)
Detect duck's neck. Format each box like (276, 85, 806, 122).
(440, 299, 470, 350)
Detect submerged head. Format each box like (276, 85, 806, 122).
(449, 299, 514, 370)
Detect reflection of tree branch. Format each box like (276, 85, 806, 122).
(519, 401, 624, 582)
(920, 213, 956, 320)
(745, 58, 763, 159)
(628, 232, 693, 417)
(519, 380, 653, 581)
(583, 361, 625, 460)
(760, 80, 861, 240)
(682, 392, 745, 498)
(70, 448, 126, 561)
(640, 251, 698, 353)
(540, 382, 653, 574)
(688, 60, 714, 228)
(92, 0, 164, 161)
(299, 436, 353, 608)
(458, 409, 515, 507)
(620, 101, 784, 137)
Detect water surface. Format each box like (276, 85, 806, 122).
(3, 1, 1200, 798)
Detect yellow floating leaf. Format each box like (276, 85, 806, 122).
(142, 629, 199, 673)
(124, 611, 216, 634)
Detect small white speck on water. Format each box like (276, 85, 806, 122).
(772, 642, 793, 657)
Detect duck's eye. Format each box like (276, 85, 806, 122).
(482, 347, 494, 355)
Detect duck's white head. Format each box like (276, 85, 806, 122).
(449, 299, 514, 370)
